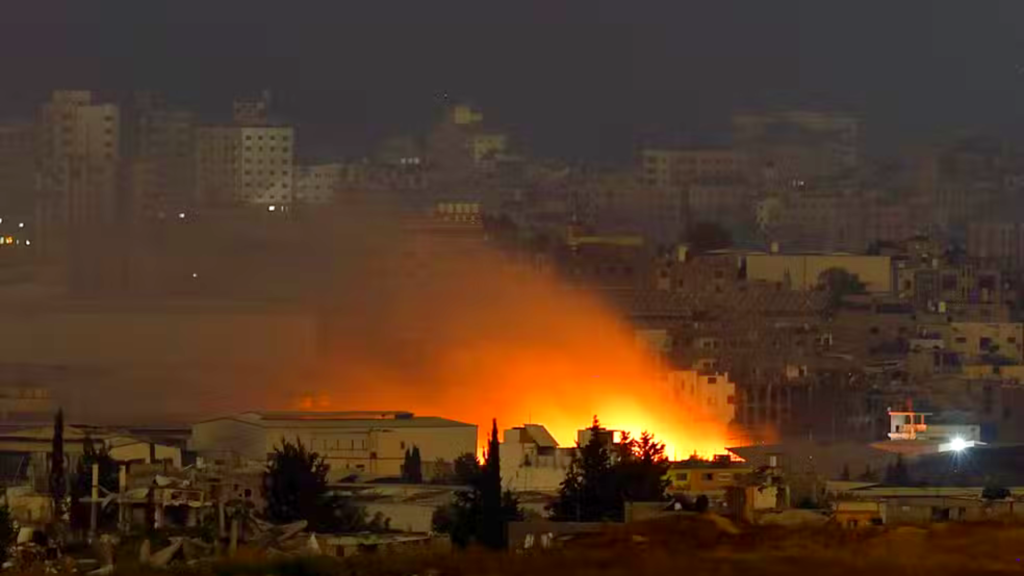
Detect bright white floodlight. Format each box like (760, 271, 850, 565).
(949, 437, 968, 452)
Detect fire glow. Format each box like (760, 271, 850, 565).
(301, 235, 732, 459)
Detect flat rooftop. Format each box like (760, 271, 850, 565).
(202, 411, 476, 429)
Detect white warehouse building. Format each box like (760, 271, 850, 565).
(190, 411, 477, 481)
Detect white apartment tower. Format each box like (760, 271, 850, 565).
(196, 125, 294, 206)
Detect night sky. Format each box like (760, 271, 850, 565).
(2, 1, 1023, 161)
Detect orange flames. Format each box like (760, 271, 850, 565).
(299, 232, 732, 459)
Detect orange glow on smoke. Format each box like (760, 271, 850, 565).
(297, 232, 732, 460)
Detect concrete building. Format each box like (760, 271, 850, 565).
(666, 371, 736, 427)
(124, 93, 196, 218)
(745, 253, 892, 293)
(196, 125, 294, 206)
(831, 484, 1024, 526)
(773, 188, 868, 253)
(968, 221, 1024, 270)
(895, 260, 1008, 317)
(940, 322, 1024, 364)
(191, 411, 477, 481)
(665, 456, 752, 496)
(570, 170, 685, 244)
(640, 148, 744, 189)
(37, 90, 121, 236)
(0, 424, 181, 491)
(294, 163, 342, 205)
(733, 110, 860, 184)
(500, 424, 574, 492)
(469, 133, 508, 164)
(232, 90, 272, 126)
(0, 122, 37, 219)
(426, 103, 508, 192)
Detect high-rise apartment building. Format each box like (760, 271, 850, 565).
(294, 163, 341, 205)
(37, 90, 121, 233)
(125, 91, 196, 218)
(0, 123, 36, 218)
(196, 125, 294, 206)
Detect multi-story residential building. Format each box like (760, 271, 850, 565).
(196, 125, 294, 206)
(294, 163, 342, 205)
(36, 90, 121, 260)
(469, 133, 507, 164)
(864, 201, 915, 246)
(0, 123, 36, 219)
(232, 90, 272, 126)
(772, 187, 867, 253)
(666, 370, 736, 427)
(500, 424, 574, 492)
(665, 456, 753, 496)
(895, 261, 1009, 317)
(426, 103, 508, 186)
(640, 148, 744, 189)
(124, 92, 196, 218)
(938, 322, 1024, 364)
(967, 221, 1024, 271)
(569, 169, 685, 244)
(733, 110, 860, 185)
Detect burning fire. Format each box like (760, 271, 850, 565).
(297, 233, 732, 459)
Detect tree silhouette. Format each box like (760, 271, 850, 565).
(982, 485, 1011, 500)
(840, 463, 851, 481)
(884, 454, 911, 486)
(453, 453, 480, 485)
(549, 417, 616, 521)
(857, 464, 879, 482)
(614, 431, 671, 504)
(818, 268, 867, 310)
(49, 409, 67, 523)
(551, 419, 672, 522)
(402, 446, 424, 484)
(432, 419, 521, 549)
(263, 439, 366, 532)
(0, 505, 15, 566)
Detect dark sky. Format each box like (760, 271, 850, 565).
(2, 1, 1024, 161)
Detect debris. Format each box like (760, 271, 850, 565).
(306, 533, 322, 555)
(147, 537, 183, 567)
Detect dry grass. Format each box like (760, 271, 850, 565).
(14, 518, 1024, 575)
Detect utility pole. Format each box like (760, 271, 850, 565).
(89, 462, 99, 539)
(118, 464, 127, 533)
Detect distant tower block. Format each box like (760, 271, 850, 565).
(233, 90, 272, 126)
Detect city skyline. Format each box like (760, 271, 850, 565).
(3, 1, 1024, 161)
